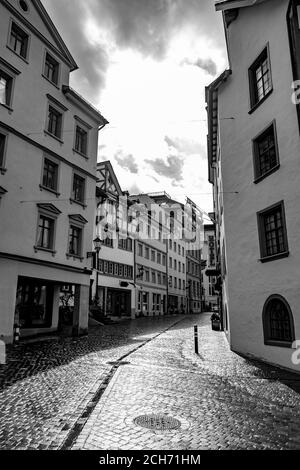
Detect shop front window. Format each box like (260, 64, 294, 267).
(15, 278, 53, 328)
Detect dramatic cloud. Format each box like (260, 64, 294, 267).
(42, 0, 223, 97)
(41, 0, 226, 213)
(181, 57, 217, 76)
(164, 136, 203, 156)
(42, 0, 109, 99)
(145, 155, 184, 182)
(114, 152, 139, 174)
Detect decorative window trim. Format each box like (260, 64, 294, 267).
(248, 43, 273, 114)
(252, 120, 280, 183)
(0, 57, 21, 76)
(68, 214, 88, 226)
(74, 115, 92, 130)
(257, 200, 289, 262)
(262, 294, 295, 347)
(7, 18, 31, 63)
(46, 94, 68, 112)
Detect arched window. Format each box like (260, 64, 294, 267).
(262, 295, 295, 347)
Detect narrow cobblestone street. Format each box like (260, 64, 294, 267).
(1, 313, 300, 450)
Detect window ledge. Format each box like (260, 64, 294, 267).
(260, 251, 289, 263)
(6, 45, 29, 64)
(0, 167, 7, 175)
(0, 103, 13, 113)
(39, 184, 60, 197)
(44, 130, 64, 144)
(34, 246, 56, 256)
(66, 253, 84, 262)
(249, 88, 273, 115)
(41, 74, 60, 89)
(264, 339, 293, 348)
(69, 198, 87, 209)
(254, 164, 280, 184)
(72, 148, 88, 159)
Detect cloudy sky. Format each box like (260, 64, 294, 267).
(42, 0, 227, 216)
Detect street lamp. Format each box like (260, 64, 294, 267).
(93, 237, 102, 304)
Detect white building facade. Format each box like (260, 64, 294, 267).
(207, 0, 300, 371)
(92, 161, 135, 319)
(0, 0, 107, 342)
(130, 193, 168, 317)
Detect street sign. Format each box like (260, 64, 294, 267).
(87, 252, 94, 258)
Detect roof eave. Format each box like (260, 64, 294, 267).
(62, 86, 109, 125)
(215, 0, 267, 11)
(206, 69, 232, 171)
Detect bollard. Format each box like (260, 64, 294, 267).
(194, 325, 198, 355)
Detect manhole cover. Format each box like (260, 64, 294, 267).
(134, 414, 181, 431)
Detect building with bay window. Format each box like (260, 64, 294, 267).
(0, 0, 107, 342)
(207, 0, 300, 371)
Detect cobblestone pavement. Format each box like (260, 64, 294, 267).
(72, 314, 300, 450)
(1, 314, 300, 450)
(0, 315, 183, 450)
